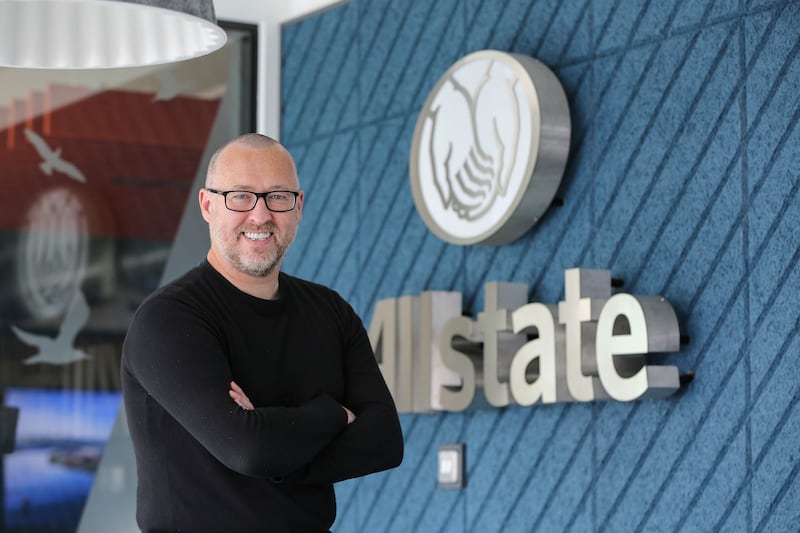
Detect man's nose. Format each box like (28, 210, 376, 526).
(248, 196, 274, 220)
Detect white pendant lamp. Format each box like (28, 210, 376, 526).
(0, 0, 227, 69)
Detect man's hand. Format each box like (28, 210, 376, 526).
(229, 381, 254, 410)
(343, 406, 356, 425)
(229, 380, 356, 425)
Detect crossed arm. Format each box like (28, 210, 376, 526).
(230, 381, 357, 424)
(123, 294, 403, 485)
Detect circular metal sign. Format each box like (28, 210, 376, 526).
(410, 50, 571, 245)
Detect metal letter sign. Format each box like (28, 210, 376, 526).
(396, 52, 687, 412)
(369, 269, 685, 413)
(409, 50, 571, 245)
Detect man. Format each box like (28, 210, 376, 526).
(121, 133, 403, 532)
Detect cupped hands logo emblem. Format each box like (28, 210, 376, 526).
(410, 50, 571, 245)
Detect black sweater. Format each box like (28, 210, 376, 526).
(121, 261, 403, 532)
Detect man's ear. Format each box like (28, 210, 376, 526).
(199, 188, 213, 223)
(295, 191, 305, 222)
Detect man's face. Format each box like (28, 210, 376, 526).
(199, 144, 304, 278)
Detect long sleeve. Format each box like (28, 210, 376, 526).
(122, 265, 404, 531)
(122, 293, 348, 479)
(298, 299, 404, 485)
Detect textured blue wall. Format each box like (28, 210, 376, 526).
(280, 0, 800, 531)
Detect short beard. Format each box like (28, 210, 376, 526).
(211, 224, 294, 278)
(228, 248, 282, 278)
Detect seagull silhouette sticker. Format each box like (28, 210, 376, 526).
(12, 290, 91, 366)
(152, 70, 196, 102)
(24, 129, 87, 182)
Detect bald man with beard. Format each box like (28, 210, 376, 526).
(122, 133, 403, 533)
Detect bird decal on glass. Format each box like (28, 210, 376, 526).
(152, 70, 196, 102)
(24, 128, 87, 183)
(11, 289, 91, 366)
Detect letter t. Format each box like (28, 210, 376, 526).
(557, 269, 611, 402)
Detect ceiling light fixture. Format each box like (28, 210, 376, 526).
(0, 0, 227, 69)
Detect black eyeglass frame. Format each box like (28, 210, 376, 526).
(205, 188, 300, 212)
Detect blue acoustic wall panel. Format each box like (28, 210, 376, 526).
(281, 0, 800, 531)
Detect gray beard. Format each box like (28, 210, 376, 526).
(211, 225, 293, 278)
(228, 250, 280, 277)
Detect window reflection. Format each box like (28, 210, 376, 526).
(0, 22, 256, 533)
(3, 389, 120, 531)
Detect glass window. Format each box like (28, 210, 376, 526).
(0, 21, 257, 533)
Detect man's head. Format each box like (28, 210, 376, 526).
(199, 134, 304, 281)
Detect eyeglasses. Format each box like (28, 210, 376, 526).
(205, 188, 300, 212)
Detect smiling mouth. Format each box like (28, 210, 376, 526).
(243, 231, 273, 241)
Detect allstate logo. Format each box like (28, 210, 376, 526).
(410, 50, 571, 245)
